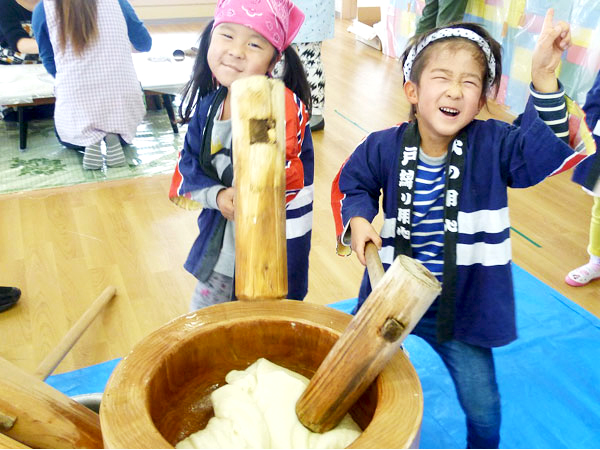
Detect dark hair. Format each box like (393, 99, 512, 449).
(179, 21, 216, 124)
(277, 45, 312, 116)
(179, 20, 312, 123)
(400, 22, 503, 119)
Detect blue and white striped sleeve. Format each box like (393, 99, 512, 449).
(529, 81, 569, 143)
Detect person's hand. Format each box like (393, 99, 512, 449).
(216, 187, 235, 221)
(349, 217, 382, 266)
(16, 37, 39, 54)
(531, 8, 571, 93)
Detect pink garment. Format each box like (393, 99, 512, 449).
(43, 0, 145, 146)
(213, 0, 304, 53)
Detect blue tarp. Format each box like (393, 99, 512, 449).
(46, 358, 121, 397)
(47, 264, 600, 448)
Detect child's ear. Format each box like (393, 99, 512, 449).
(478, 95, 486, 113)
(268, 53, 282, 74)
(403, 81, 419, 105)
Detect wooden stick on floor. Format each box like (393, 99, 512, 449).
(33, 286, 117, 381)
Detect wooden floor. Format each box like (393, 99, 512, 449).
(1, 19, 598, 375)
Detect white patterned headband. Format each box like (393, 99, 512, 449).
(403, 27, 497, 90)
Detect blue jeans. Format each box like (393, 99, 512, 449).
(412, 317, 501, 449)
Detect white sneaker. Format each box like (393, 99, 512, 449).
(565, 262, 600, 287)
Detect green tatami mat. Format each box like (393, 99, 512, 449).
(0, 111, 185, 195)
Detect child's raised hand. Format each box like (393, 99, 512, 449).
(216, 187, 235, 221)
(531, 8, 571, 93)
(349, 217, 382, 266)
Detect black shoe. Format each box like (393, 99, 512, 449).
(0, 286, 21, 313)
(309, 114, 325, 132)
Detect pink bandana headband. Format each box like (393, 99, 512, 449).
(213, 0, 305, 53)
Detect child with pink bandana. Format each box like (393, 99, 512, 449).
(169, 0, 314, 310)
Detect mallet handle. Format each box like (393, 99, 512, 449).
(365, 241, 385, 287)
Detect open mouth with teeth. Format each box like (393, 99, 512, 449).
(440, 107, 459, 117)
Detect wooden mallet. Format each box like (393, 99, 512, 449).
(296, 243, 441, 432)
(231, 75, 288, 301)
(0, 355, 103, 448)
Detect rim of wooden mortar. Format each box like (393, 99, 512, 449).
(99, 301, 423, 449)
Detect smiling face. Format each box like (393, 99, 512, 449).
(207, 22, 278, 89)
(404, 41, 486, 154)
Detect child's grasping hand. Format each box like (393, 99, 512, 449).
(217, 187, 235, 221)
(349, 217, 382, 266)
(531, 8, 571, 93)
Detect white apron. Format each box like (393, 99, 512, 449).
(43, 0, 145, 146)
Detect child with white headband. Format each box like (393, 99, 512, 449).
(170, 0, 314, 309)
(332, 10, 574, 448)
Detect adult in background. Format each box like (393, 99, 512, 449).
(0, 0, 54, 122)
(274, 0, 334, 131)
(415, 0, 468, 35)
(0, 0, 40, 64)
(32, 0, 151, 169)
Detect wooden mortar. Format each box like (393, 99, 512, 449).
(100, 76, 429, 449)
(99, 301, 424, 448)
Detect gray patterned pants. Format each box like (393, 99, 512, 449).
(190, 271, 234, 311)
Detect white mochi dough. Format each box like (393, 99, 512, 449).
(176, 358, 362, 449)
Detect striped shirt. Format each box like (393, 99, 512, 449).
(530, 85, 569, 142)
(412, 152, 446, 281)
